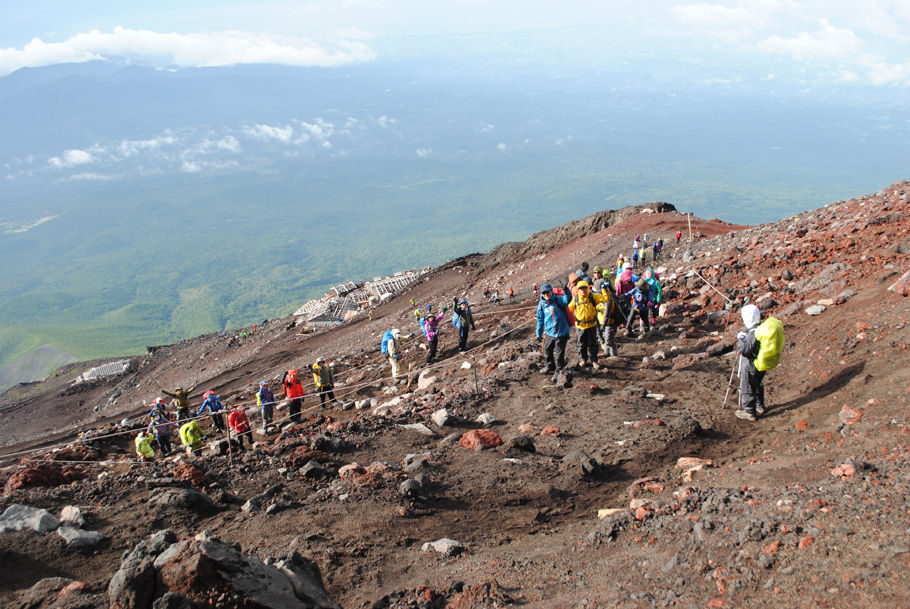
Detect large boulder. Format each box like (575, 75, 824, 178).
(157, 539, 339, 609)
(0, 504, 60, 533)
(150, 489, 218, 515)
(109, 529, 178, 609)
(57, 525, 106, 548)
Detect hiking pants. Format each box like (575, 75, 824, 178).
(426, 337, 439, 364)
(602, 324, 618, 357)
(235, 430, 253, 448)
(155, 433, 171, 456)
(389, 355, 401, 378)
(318, 384, 336, 406)
(288, 397, 302, 423)
(210, 412, 225, 432)
(261, 404, 273, 425)
(458, 326, 470, 352)
(627, 308, 650, 334)
(543, 335, 569, 372)
(576, 327, 599, 364)
(176, 406, 189, 422)
(739, 358, 766, 415)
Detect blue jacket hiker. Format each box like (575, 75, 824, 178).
(536, 283, 573, 386)
(197, 391, 226, 432)
(256, 381, 275, 426)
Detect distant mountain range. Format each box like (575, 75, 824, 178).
(0, 57, 907, 388)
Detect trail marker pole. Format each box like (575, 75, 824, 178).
(722, 355, 739, 409)
(687, 212, 692, 241)
(225, 419, 233, 468)
(473, 360, 479, 396)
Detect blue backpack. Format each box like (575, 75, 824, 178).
(380, 330, 394, 354)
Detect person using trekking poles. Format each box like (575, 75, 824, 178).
(734, 304, 784, 421)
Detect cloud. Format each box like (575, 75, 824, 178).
(118, 134, 177, 157)
(376, 115, 396, 128)
(66, 172, 117, 181)
(672, 3, 754, 28)
(858, 56, 910, 85)
(756, 20, 861, 59)
(416, 148, 432, 158)
(497, 142, 507, 150)
(48, 149, 94, 168)
(0, 26, 376, 76)
(243, 123, 294, 142)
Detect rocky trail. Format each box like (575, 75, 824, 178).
(0, 183, 908, 609)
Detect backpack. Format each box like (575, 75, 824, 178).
(381, 330, 394, 354)
(553, 288, 574, 325)
(572, 292, 597, 324)
(753, 317, 784, 371)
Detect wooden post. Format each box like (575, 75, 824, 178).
(225, 417, 233, 468)
(687, 212, 692, 241)
(473, 360, 479, 395)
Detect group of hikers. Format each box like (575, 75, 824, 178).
(134, 227, 781, 463)
(134, 356, 339, 460)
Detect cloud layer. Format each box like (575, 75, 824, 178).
(0, 26, 375, 76)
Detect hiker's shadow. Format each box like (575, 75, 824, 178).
(766, 361, 865, 418)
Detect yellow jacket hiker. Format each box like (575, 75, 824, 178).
(568, 286, 611, 330)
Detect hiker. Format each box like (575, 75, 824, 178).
(282, 369, 305, 423)
(381, 328, 406, 379)
(536, 283, 573, 386)
(369, 310, 374, 322)
(508, 286, 514, 303)
(735, 304, 784, 421)
(642, 233, 649, 246)
(256, 381, 275, 426)
(452, 297, 476, 353)
(135, 432, 156, 462)
(423, 304, 448, 365)
(228, 405, 253, 449)
(162, 385, 196, 422)
(616, 255, 625, 277)
(146, 407, 175, 456)
(591, 266, 611, 295)
(147, 396, 167, 420)
(633, 234, 640, 250)
(631, 249, 639, 268)
(414, 307, 422, 327)
(197, 391, 226, 432)
(644, 268, 662, 324)
(409, 298, 416, 308)
(676, 230, 682, 245)
(311, 357, 336, 408)
(179, 419, 206, 457)
(533, 284, 539, 299)
(615, 262, 638, 323)
(596, 285, 621, 357)
(652, 239, 662, 261)
(622, 278, 651, 337)
(568, 280, 611, 370)
(639, 246, 648, 266)
(491, 291, 501, 305)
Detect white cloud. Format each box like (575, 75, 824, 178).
(0, 26, 377, 76)
(118, 134, 177, 157)
(296, 118, 334, 140)
(416, 148, 432, 158)
(243, 123, 294, 142)
(497, 142, 507, 150)
(756, 20, 861, 59)
(48, 149, 94, 168)
(67, 172, 117, 181)
(858, 56, 910, 85)
(376, 115, 396, 127)
(181, 160, 201, 173)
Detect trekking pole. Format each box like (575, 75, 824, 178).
(225, 422, 232, 468)
(721, 355, 738, 409)
(473, 360, 479, 396)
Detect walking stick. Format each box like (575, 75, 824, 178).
(722, 355, 739, 409)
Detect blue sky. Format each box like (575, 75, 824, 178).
(1, 1, 909, 86)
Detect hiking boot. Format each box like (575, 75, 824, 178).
(551, 371, 560, 384)
(591, 361, 601, 370)
(755, 404, 766, 415)
(541, 367, 555, 375)
(578, 359, 587, 368)
(563, 372, 573, 388)
(735, 410, 757, 422)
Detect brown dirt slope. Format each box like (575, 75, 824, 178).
(0, 181, 908, 609)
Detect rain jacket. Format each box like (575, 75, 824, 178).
(423, 312, 445, 341)
(536, 292, 571, 338)
(256, 385, 275, 406)
(312, 363, 334, 388)
(135, 435, 156, 459)
(228, 410, 251, 434)
(283, 371, 305, 399)
(179, 421, 205, 450)
(196, 393, 225, 416)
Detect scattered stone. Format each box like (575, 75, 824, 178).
(628, 477, 665, 497)
(173, 463, 205, 487)
(838, 406, 864, 426)
(150, 489, 218, 516)
(397, 423, 435, 436)
(0, 504, 60, 534)
(541, 426, 561, 437)
(562, 450, 598, 476)
(646, 393, 666, 402)
(242, 498, 261, 513)
(431, 409, 450, 427)
(888, 269, 910, 296)
(57, 525, 106, 548)
(421, 538, 464, 557)
(804, 304, 826, 316)
(300, 460, 328, 479)
(59, 505, 86, 527)
(650, 351, 666, 361)
(458, 430, 502, 450)
(417, 371, 437, 390)
(597, 508, 624, 519)
(507, 436, 536, 453)
(461, 361, 472, 370)
(676, 457, 713, 469)
(475, 413, 495, 425)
